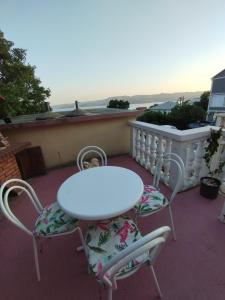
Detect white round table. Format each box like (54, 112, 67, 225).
(57, 166, 144, 220)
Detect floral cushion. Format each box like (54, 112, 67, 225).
(34, 202, 78, 236)
(85, 216, 149, 279)
(134, 185, 168, 215)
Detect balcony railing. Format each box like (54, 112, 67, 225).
(129, 121, 225, 190)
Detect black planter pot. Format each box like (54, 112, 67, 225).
(200, 177, 221, 199)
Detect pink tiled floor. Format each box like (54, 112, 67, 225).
(1, 155, 225, 300)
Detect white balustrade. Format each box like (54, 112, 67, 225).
(162, 138, 172, 184)
(145, 133, 151, 170)
(150, 134, 157, 174)
(129, 121, 225, 190)
(135, 128, 141, 163)
(140, 130, 146, 166)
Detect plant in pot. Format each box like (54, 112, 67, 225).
(200, 128, 225, 199)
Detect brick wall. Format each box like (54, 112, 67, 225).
(0, 153, 21, 219)
(0, 153, 21, 183)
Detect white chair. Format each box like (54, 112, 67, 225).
(85, 216, 171, 300)
(134, 153, 185, 240)
(76, 145, 107, 171)
(0, 178, 86, 281)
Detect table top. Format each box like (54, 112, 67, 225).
(57, 166, 144, 220)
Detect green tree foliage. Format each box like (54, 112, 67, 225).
(170, 103, 205, 129)
(194, 91, 210, 111)
(0, 31, 51, 117)
(200, 91, 210, 111)
(137, 110, 169, 125)
(107, 99, 130, 109)
(137, 102, 206, 130)
(177, 96, 190, 106)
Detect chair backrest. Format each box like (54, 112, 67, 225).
(152, 152, 185, 203)
(100, 226, 171, 284)
(76, 145, 107, 171)
(0, 179, 43, 236)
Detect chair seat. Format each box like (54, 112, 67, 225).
(134, 185, 168, 215)
(34, 202, 78, 236)
(85, 216, 149, 278)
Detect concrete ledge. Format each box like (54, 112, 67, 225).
(0, 111, 141, 130)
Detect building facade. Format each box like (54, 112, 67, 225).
(207, 69, 225, 121)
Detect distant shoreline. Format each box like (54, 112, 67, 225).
(52, 91, 202, 111)
(52, 101, 165, 112)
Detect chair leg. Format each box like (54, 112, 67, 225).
(107, 286, 113, 300)
(32, 236, 41, 281)
(77, 227, 87, 256)
(168, 205, 176, 240)
(150, 265, 162, 299)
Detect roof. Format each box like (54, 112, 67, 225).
(0, 108, 138, 126)
(212, 69, 225, 79)
(151, 101, 176, 111)
(0, 110, 141, 129)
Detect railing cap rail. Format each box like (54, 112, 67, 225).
(129, 121, 225, 142)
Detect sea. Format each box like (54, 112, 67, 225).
(52, 101, 164, 112)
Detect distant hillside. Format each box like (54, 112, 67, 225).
(53, 91, 203, 109)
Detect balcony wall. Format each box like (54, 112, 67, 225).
(0, 111, 140, 168)
(129, 121, 225, 190)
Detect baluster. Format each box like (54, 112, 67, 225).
(135, 129, 141, 163)
(140, 130, 146, 166)
(185, 142, 195, 188)
(163, 138, 172, 184)
(145, 133, 151, 170)
(150, 135, 157, 174)
(131, 127, 137, 159)
(154, 136, 164, 189)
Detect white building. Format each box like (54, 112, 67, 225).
(150, 101, 176, 113)
(207, 69, 225, 120)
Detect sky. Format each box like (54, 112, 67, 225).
(1, 0, 225, 105)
